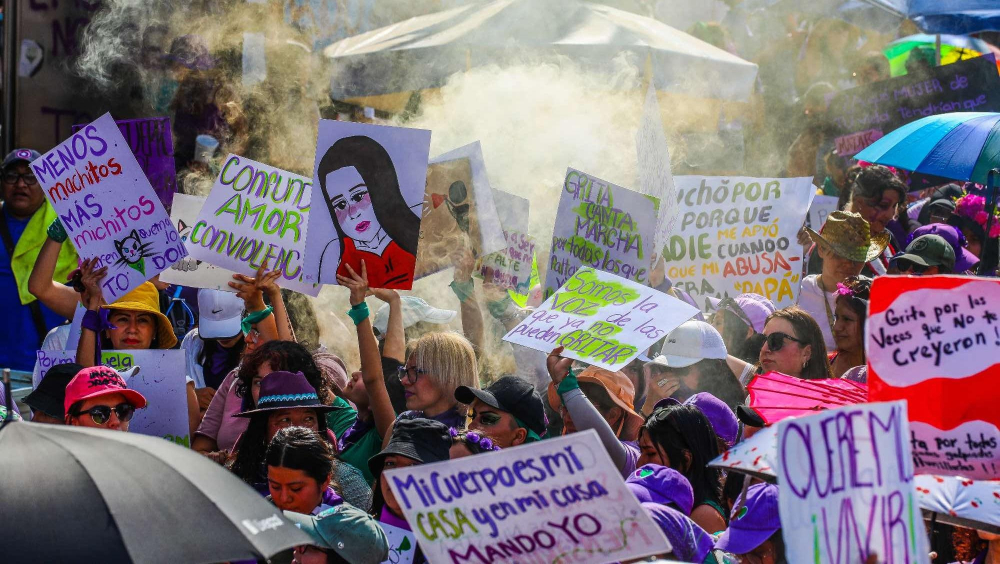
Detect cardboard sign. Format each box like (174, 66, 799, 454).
(807, 195, 839, 232)
(546, 169, 659, 300)
(186, 154, 320, 297)
(37, 350, 189, 447)
(636, 84, 678, 256)
(158, 194, 239, 291)
(867, 276, 1000, 479)
(662, 176, 814, 310)
(828, 55, 1000, 157)
(303, 120, 430, 289)
(504, 267, 698, 371)
(72, 117, 177, 208)
(32, 113, 187, 302)
(778, 401, 930, 564)
(477, 191, 535, 293)
(384, 430, 670, 564)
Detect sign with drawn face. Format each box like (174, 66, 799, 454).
(303, 120, 431, 289)
(32, 113, 187, 302)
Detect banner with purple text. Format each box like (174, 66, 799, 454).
(32, 113, 186, 302)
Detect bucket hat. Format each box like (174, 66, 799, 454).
(101, 282, 178, 349)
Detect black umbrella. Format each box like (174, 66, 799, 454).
(0, 421, 312, 563)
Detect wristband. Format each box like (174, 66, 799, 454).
(487, 294, 514, 320)
(450, 279, 475, 303)
(47, 218, 68, 243)
(557, 367, 580, 396)
(82, 308, 117, 333)
(347, 301, 370, 326)
(241, 306, 273, 335)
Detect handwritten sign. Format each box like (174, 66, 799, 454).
(158, 194, 239, 292)
(32, 113, 187, 302)
(778, 401, 930, 564)
(384, 430, 669, 564)
(807, 195, 840, 233)
(380, 522, 416, 564)
(828, 55, 1000, 156)
(867, 276, 1000, 479)
(504, 267, 697, 371)
(663, 176, 813, 310)
(187, 154, 319, 296)
(546, 169, 659, 299)
(37, 349, 190, 447)
(73, 117, 177, 208)
(636, 84, 678, 256)
(477, 191, 535, 293)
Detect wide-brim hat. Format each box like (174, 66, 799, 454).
(235, 371, 339, 418)
(24, 362, 83, 418)
(101, 282, 178, 349)
(806, 210, 889, 263)
(547, 366, 644, 441)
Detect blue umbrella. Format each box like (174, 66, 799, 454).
(862, 0, 1000, 34)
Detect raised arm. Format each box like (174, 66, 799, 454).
(250, 262, 295, 342)
(379, 289, 405, 363)
(339, 262, 396, 440)
(451, 246, 484, 353)
(75, 258, 108, 367)
(229, 263, 280, 343)
(28, 235, 79, 319)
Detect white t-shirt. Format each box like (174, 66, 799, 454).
(796, 274, 837, 351)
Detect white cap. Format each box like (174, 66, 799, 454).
(372, 296, 456, 335)
(646, 320, 727, 369)
(197, 289, 244, 339)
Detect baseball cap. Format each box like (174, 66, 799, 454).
(24, 362, 84, 419)
(2, 148, 41, 171)
(892, 234, 956, 271)
(197, 289, 244, 339)
(641, 502, 715, 564)
(714, 483, 780, 555)
(372, 296, 456, 335)
(626, 464, 695, 515)
(455, 376, 547, 436)
(686, 392, 738, 447)
(907, 224, 978, 272)
(646, 321, 727, 369)
(283, 505, 388, 564)
(64, 366, 148, 415)
(708, 293, 776, 334)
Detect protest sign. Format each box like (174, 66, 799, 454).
(36, 349, 189, 447)
(867, 276, 1000, 479)
(158, 194, 239, 291)
(807, 195, 839, 232)
(32, 113, 187, 303)
(828, 55, 1000, 157)
(636, 84, 678, 256)
(546, 169, 659, 299)
(186, 154, 320, 296)
(381, 522, 417, 564)
(384, 430, 669, 564)
(504, 267, 697, 371)
(477, 191, 535, 293)
(778, 401, 930, 564)
(662, 176, 813, 310)
(73, 117, 177, 208)
(303, 120, 430, 289)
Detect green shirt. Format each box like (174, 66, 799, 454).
(326, 396, 358, 440)
(337, 425, 381, 484)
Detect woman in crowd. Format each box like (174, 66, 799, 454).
(713, 483, 785, 563)
(182, 289, 246, 414)
(448, 427, 502, 459)
(368, 418, 452, 564)
(546, 349, 646, 477)
(953, 528, 1000, 564)
(641, 320, 748, 412)
(266, 426, 343, 515)
(759, 306, 832, 380)
(709, 293, 774, 367)
(63, 366, 147, 432)
(829, 275, 872, 379)
(845, 164, 907, 272)
(800, 211, 887, 349)
(949, 192, 1000, 274)
(907, 223, 979, 274)
(638, 403, 727, 533)
(395, 330, 479, 431)
(626, 464, 715, 563)
(283, 505, 389, 564)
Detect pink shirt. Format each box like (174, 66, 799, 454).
(194, 369, 248, 452)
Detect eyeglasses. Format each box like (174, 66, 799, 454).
(71, 402, 136, 425)
(244, 328, 261, 346)
(894, 259, 928, 274)
(3, 172, 38, 186)
(397, 365, 426, 384)
(764, 332, 805, 352)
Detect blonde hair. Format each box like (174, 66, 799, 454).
(407, 331, 479, 396)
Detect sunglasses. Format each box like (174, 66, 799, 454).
(765, 332, 805, 352)
(397, 365, 427, 384)
(894, 259, 928, 274)
(71, 402, 136, 425)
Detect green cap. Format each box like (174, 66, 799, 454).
(283, 505, 388, 564)
(896, 234, 956, 270)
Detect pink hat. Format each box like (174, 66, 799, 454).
(64, 366, 148, 415)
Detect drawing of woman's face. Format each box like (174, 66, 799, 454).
(324, 166, 382, 243)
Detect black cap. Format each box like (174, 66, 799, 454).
(455, 376, 547, 435)
(23, 363, 84, 418)
(368, 417, 451, 477)
(736, 405, 766, 428)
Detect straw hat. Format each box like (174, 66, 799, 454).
(805, 211, 889, 263)
(101, 282, 178, 349)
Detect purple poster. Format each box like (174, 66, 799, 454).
(73, 117, 177, 208)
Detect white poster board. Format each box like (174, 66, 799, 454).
(477, 190, 535, 293)
(158, 194, 239, 291)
